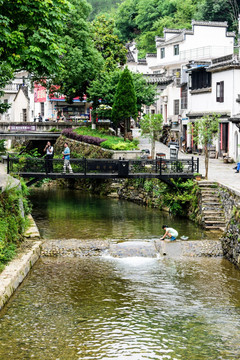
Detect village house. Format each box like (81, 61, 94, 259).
(127, 20, 237, 157)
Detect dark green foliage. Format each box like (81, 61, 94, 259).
(92, 15, 127, 71)
(0, 181, 31, 269)
(87, 69, 156, 123)
(0, 0, 70, 113)
(112, 67, 138, 132)
(115, 0, 200, 57)
(195, 0, 240, 33)
(0, 140, 6, 153)
(52, 0, 103, 102)
(87, 0, 123, 20)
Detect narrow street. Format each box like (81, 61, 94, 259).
(133, 128, 240, 194)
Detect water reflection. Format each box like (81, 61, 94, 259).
(0, 257, 240, 359)
(29, 189, 209, 240)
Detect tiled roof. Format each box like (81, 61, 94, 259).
(207, 55, 240, 72)
(191, 20, 228, 28)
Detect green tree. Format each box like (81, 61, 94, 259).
(112, 67, 138, 139)
(87, 69, 156, 124)
(87, 0, 123, 20)
(0, 0, 70, 112)
(115, 0, 139, 42)
(92, 14, 127, 71)
(140, 113, 163, 158)
(196, 0, 240, 33)
(191, 114, 219, 179)
(52, 0, 103, 101)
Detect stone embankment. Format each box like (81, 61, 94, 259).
(0, 215, 41, 310)
(217, 184, 240, 268)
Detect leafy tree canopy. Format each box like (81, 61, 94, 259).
(195, 0, 240, 33)
(92, 15, 127, 71)
(52, 0, 104, 101)
(114, 0, 200, 57)
(0, 0, 71, 112)
(87, 0, 123, 20)
(87, 69, 157, 119)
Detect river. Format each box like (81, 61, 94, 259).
(0, 188, 240, 360)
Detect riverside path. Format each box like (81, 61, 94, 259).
(133, 128, 240, 195)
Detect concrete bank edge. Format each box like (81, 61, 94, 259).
(0, 240, 42, 310)
(0, 214, 41, 311)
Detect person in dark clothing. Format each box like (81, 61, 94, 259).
(44, 141, 54, 173)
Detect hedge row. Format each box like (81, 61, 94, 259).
(62, 128, 106, 146)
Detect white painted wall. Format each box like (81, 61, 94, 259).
(12, 89, 29, 122)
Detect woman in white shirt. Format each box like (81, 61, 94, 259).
(160, 225, 178, 241)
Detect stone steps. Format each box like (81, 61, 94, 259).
(198, 181, 226, 231)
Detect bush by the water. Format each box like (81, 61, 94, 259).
(72, 127, 139, 151)
(0, 180, 31, 271)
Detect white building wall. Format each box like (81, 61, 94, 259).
(12, 90, 29, 122)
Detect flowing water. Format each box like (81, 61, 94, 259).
(0, 189, 240, 360)
(28, 189, 209, 240)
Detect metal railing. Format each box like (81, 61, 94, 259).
(6, 156, 199, 178)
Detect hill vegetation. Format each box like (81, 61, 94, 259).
(88, 0, 240, 57)
(87, 0, 123, 19)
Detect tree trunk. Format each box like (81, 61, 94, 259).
(151, 132, 155, 159)
(124, 118, 128, 141)
(205, 144, 209, 179)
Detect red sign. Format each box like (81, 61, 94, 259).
(34, 83, 46, 103)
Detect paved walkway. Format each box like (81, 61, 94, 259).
(132, 129, 240, 195)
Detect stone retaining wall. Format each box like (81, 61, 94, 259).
(218, 184, 240, 268)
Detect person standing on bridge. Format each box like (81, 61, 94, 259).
(160, 225, 178, 241)
(44, 141, 54, 173)
(62, 142, 73, 174)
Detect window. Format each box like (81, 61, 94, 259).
(216, 81, 224, 102)
(181, 84, 188, 109)
(40, 102, 44, 116)
(174, 44, 179, 56)
(160, 47, 165, 59)
(22, 109, 27, 122)
(190, 69, 211, 90)
(174, 100, 180, 115)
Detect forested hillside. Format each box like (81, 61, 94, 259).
(87, 0, 123, 19)
(88, 0, 240, 57)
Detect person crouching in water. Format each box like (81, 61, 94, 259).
(160, 225, 178, 241)
(62, 142, 73, 174)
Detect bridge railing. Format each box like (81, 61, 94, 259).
(6, 156, 199, 177)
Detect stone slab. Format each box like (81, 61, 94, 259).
(41, 239, 110, 257)
(155, 239, 223, 257)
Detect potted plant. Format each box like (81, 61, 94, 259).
(194, 172, 202, 181)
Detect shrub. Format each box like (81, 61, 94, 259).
(62, 128, 106, 146)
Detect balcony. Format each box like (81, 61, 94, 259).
(180, 46, 233, 61)
(2, 84, 20, 93)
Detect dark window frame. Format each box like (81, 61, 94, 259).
(174, 44, 179, 56)
(216, 81, 224, 102)
(174, 99, 180, 115)
(160, 47, 165, 59)
(190, 69, 211, 90)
